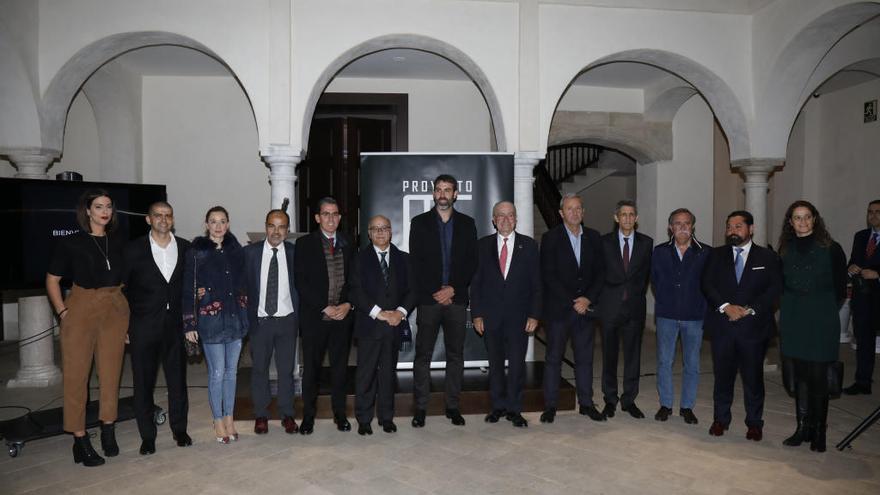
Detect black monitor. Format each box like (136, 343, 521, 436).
(0, 178, 166, 291)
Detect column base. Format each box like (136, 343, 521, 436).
(7, 365, 62, 388)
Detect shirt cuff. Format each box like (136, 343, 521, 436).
(718, 302, 730, 313)
(369, 305, 381, 319)
(396, 307, 408, 318)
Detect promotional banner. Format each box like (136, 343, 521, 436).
(360, 153, 514, 367)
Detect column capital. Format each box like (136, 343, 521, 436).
(731, 158, 784, 180)
(6, 148, 60, 179)
(260, 144, 302, 165)
(513, 150, 545, 167)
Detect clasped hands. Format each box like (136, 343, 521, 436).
(323, 303, 352, 320)
(377, 309, 405, 326)
(848, 264, 879, 280)
(723, 304, 753, 321)
(432, 285, 455, 306)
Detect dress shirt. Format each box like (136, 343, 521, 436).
(497, 231, 516, 279)
(368, 244, 409, 320)
(436, 210, 454, 285)
(565, 224, 582, 266)
(149, 233, 177, 283)
(257, 240, 294, 317)
(718, 240, 754, 314)
(618, 230, 635, 258)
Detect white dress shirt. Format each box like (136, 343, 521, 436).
(497, 231, 516, 279)
(368, 244, 409, 320)
(258, 240, 294, 317)
(149, 233, 177, 283)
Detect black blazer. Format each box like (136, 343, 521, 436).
(471, 233, 541, 328)
(349, 244, 417, 340)
(293, 230, 354, 334)
(598, 230, 653, 321)
(409, 208, 478, 306)
(701, 243, 783, 340)
(122, 235, 191, 335)
(243, 240, 299, 331)
(540, 223, 604, 321)
(849, 229, 880, 295)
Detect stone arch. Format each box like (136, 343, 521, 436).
(0, 17, 41, 153)
(550, 50, 750, 161)
(754, 2, 880, 157)
(301, 33, 506, 152)
(40, 31, 258, 153)
(645, 86, 700, 122)
(549, 111, 670, 164)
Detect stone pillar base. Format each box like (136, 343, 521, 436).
(7, 295, 62, 389)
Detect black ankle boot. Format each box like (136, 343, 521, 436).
(100, 423, 119, 457)
(73, 435, 105, 467)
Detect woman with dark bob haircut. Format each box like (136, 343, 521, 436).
(776, 200, 847, 452)
(182, 206, 248, 443)
(46, 189, 130, 467)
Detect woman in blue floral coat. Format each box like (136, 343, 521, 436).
(182, 206, 248, 443)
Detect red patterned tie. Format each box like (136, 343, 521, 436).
(499, 237, 509, 279)
(868, 233, 878, 259)
(329, 236, 335, 256)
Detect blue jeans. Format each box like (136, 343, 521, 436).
(656, 318, 703, 409)
(203, 339, 242, 419)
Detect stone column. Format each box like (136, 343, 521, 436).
(732, 159, 782, 246)
(261, 145, 302, 231)
(514, 151, 545, 238)
(9, 150, 58, 179)
(7, 295, 62, 388)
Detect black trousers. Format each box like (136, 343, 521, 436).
(543, 311, 597, 408)
(485, 314, 530, 413)
(710, 330, 767, 427)
(413, 303, 467, 410)
(250, 314, 298, 418)
(355, 332, 400, 424)
(600, 310, 645, 407)
(129, 310, 188, 440)
(301, 318, 352, 418)
(791, 358, 830, 426)
(851, 294, 877, 386)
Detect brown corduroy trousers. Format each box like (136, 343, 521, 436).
(60, 285, 129, 432)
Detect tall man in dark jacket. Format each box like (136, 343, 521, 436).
(243, 209, 299, 435)
(540, 193, 605, 423)
(844, 199, 880, 395)
(599, 200, 653, 420)
(122, 201, 192, 455)
(702, 210, 782, 441)
(349, 215, 417, 435)
(471, 201, 541, 428)
(409, 174, 478, 427)
(294, 197, 355, 434)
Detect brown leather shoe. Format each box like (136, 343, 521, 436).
(254, 417, 269, 435)
(746, 425, 763, 441)
(282, 416, 299, 435)
(708, 420, 728, 436)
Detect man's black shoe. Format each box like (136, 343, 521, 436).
(382, 421, 397, 433)
(172, 431, 193, 446)
(139, 438, 156, 456)
(540, 408, 556, 423)
(579, 405, 607, 422)
(299, 416, 315, 435)
(622, 403, 645, 419)
(357, 422, 373, 436)
(485, 409, 505, 423)
(654, 406, 672, 422)
(843, 383, 872, 395)
(679, 408, 699, 425)
(334, 414, 351, 432)
(602, 403, 616, 418)
(411, 410, 426, 428)
(506, 412, 528, 428)
(445, 408, 466, 426)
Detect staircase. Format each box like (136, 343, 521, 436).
(533, 143, 606, 232)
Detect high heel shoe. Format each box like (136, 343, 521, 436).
(73, 434, 105, 467)
(213, 420, 230, 444)
(223, 416, 239, 441)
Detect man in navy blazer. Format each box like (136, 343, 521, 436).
(844, 199, 880, 395)
(243, 209, 300, 435)
(701, 210, 782, 441)
(471, 201, 541, 428)
(349, 215, 417, 435)
(539, 193, 605, 423)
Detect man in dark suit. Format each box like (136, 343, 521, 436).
(122, 201, 192, 455)
(294, 197, 355, 434)
(844, 199, 880, 395)
(599, 200, 653, 419)
(471, 201, 541, 428)
(349, 215, 417, 435)
(701, 210, 782, 441)
(243, 209, 299, 435)
(539, 193, 605, 423)
(409, 174, 478, 427)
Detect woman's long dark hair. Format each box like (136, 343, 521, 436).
(76, 189, 117, 233)
(777, 200, 832, 256)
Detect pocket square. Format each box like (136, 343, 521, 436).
(752, 266, 765, 270)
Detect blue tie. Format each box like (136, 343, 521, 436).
(734, 247, 744, 284)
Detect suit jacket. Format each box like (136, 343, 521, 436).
(598, 230, 653, 321)
(540, 223, 604, 321)
(409, 208, 478, 306)
(349, 244, 417, 340)
(293, 229, 354, 335)
(122, 235, 191, 336)
(243, 240, 299, 331)
(701, 243, 783, 340)
(471, 232, 541, 328)
(849, 229, 880, 296)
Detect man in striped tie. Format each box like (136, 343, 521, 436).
(844, 200, 880, 395)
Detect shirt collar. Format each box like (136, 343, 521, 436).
(264, 240, 284, 253)
(734, 240, 753, 255)
(564, 224, 582, 238)
(149, 232, 176, 249)
(618, 230, 633, 242)
(373, 244, 390, 256)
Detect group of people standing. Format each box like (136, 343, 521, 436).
(45, 181, 879, 468)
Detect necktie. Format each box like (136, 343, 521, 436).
(622, 237, 631, 272)
(266, 247, 279, 316)
(328, 236, 335, 256)
(734, 247, 744, 284)
(380, 251, 389, 287)
(499, 237, 509, 279)
(867, 233, 878, 259)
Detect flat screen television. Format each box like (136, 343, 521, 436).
(0, 178, 167, 291)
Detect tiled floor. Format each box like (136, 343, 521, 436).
(1, 334, 878, 494)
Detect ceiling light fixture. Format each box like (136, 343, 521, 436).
(392, 56, 406, 63)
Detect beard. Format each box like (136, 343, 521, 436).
(726, 234, 744, 246)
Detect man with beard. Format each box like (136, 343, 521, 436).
(701, 210, 782, 442)
(409, 174, 478, 427)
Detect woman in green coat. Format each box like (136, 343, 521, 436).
(777, 200, 846, 453)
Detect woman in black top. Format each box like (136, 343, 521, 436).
(46, 189, 130, 467)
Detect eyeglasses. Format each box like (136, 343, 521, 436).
(369, 226, 391, 233)
(319, 212, 341, 219)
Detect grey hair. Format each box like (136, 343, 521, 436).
(667, 208, 695, 226)
(559, 193, 582, 210)
(492, 200, 517, 217)
(614, 199, 637, 215)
